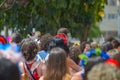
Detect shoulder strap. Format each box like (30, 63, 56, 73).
(24, 63, 36, 80)
(40, 76, 44, 80)
(30, 61, 41, 73)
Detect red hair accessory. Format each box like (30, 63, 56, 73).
(0, 36, 6, 44)
(105, 58, 119, 68)
(55, 33, 67, 44)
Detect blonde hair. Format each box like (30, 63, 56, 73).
(91, 42, 99, 49)
(88, 63, 120, 80)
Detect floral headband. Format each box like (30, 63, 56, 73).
(78, 48, 110, 68)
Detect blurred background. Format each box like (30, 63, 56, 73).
(0, 0, 120, 43)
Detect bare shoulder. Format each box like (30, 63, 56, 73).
(71, 72, 83, 80)
(39, 76, 44, 80)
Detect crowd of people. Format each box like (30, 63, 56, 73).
(0, 27, 120, 80)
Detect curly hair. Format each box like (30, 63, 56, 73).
(40, 33, 53, 51)
(69, 46, 81, 64)
(21, 39, 38, 61)
(88, 63, 120, 80)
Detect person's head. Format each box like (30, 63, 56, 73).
(69, 46, 81, 64)
(80, 41, 91, 53)
(57, 27, 69, 35)
(10, 32, 22, 44)
(48, 37, 69, 56)
(105, 37, 116, 47)
(21, 39, 38, 61)
(88, 63, 120, 80)
(55, 33, 68, 45)
(91, 42, 99, 49)
(101, 42, 113, 52)
(84, 56, 105, 80)
(0, 35, 7, 44)
(44, 47, 68, 80)
(112, 40, 120, 51)
(105, 36, 115, 42)
(40, 33, 53, 51)
(0, 58, 20, 80)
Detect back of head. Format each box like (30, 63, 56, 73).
(45, 47, 68, 80)
(57, 27, 69, 35)
(101, 42, 113, 52)
(105, 36, 115, 42)
(48, 37, 69, 55)
(40, 33, 53, 51)
(21, 39, 38, 61)
(48, 47, 67, 69)
(69, 46, 81, 64)
(84, 57, 104, 80)
(11, 32, 22, 44)
(55, 33, 68, 45)
(91, 42, 98, 49)
(88, 63, 120, 80)
(0, 58, 20, 80)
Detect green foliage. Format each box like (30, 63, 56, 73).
(0, 0, 106, 39)
(88, 24, 102, 39)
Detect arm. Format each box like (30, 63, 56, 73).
(67, 57, 81, 72)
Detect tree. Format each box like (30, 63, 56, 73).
(0, 0, 107, 41)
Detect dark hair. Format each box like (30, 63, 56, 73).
(48, 37, 69, 56)
(21, 39, 38, 61)
(11, 32, 22, 44)
(40, 33, 53, 51)
(101, 42, 113, 52)
(0, 58, 20, 80)
(84, 56, 104, 80)
(105, 36, 115, 42)
(44, 47, 68, 80)
(80, 41, 90, 53)
(112, 40, 120, 49)
(69, 46, 80, 64)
